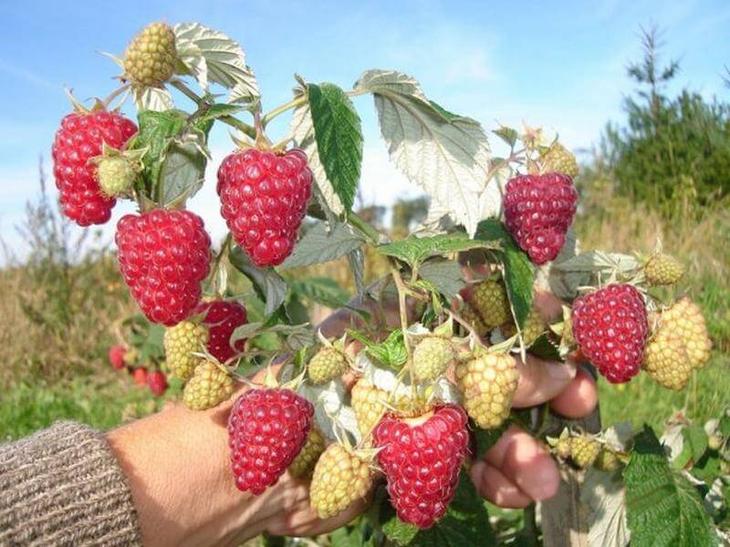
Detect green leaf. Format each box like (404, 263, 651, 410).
(625, 426, 715, 546)
(382, 473, 495, 546)
(349, 329, 407, 370)
(492, 126, 519, 148)
(474, 219, 535, 327)
(528, 334, 562, 361)
(307, 82, 363, 212)
(378, 233, 497, 268)
(132, 109, 187, 195)
(229, 246, 288, 316)
(419, 259, 466, 301)
(683, 425, 709, 463)
(196, 103, 244, 123)
(174, 23, 260, 105)
(473, 421, 510, 459)
(158, 129, 208, 207)
(719, 413, 730, 438)
(289, 277, 349, 309)
(281, 220, 365, 268)
(354, 69, 492, 236)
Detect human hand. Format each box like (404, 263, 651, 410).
(108, 285, 596, 546)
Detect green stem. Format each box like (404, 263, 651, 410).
(390, 264, 415, 390)
(261, 96, 307, 127)
(347, 211, 381, 245)
(206, 233, 232, 294)
(170, 80, 256, 139)
(522, 503, 539, 545)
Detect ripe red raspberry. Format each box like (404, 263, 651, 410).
(116, 209, 211, 326)
(108, 344, 127, 370)
(52, 110, 137, 226)
(228, 388, 314, 495)
(373, 405, 470, 529)
(217, 148, 313, 267)
(132, 367, 148, 386)
(198, 300, 248, 363)
(503, 173, 578, 264)
(571, 284, 649, 383)
(147, 370, 168, 397)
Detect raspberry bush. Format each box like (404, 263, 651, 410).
(57, 20, 725, 546)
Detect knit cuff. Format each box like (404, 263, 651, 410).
(0, 421, 142, 546)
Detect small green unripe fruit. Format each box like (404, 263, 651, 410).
(123, 22, 177, 86)
(97, 156, 137, 197)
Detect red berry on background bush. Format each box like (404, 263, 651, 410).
(503, 173, 578, 265)
(115, 209, 211, 326)
(228, 388, 314, 494)
(132, 367, 148, 386)
(147, 370, 168, 397)
(217, 147, 313, 267)
(198, 299, 248, 363)
(52, 110, 137, 226)
(571, 283, 649, 383)
(108, 344, 127, 370)
(373, 405, 470, 529)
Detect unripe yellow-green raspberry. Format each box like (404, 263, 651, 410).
(351, 380, 388, 437)
(412, 336, 455, 382)
(182, 360, 234, 410)
(472, 280, 511, 329)
(310, 444, 373, 519)
(308, 347, 348, 384)
(501, 308, 546, 346)
(455, 353, 519, 429)
(644, 253, 685, 286)
(594, 448, 622, 471)
(164, 321, 209, 381)
(541, 142, 579, 178)
(289, 428, 326, 479)
(123, 22, 177, 86)
(460, 303, 488, 336)
(97, 156, 139, 197)
(554, 437, 572, 459)
(660, 298, 712, 369)
(570, 436, 601, 468)
(642, 332, 692, 390)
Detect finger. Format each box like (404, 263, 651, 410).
(513, 356, 577, 407)
(274, 492, 370, 537)
(484, 426, 559, 501)
(549, 366, 598, 419)
(469, 460, 533, 508)
(532, 290, 564, 322)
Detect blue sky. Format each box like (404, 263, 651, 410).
(1, 0, 728, 258)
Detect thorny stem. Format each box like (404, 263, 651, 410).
(170, 80, 257, 139)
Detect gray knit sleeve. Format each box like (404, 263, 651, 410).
(0, 421, 142, 546)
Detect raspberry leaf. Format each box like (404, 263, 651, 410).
(377, 233, 498, 269)
(475, 219, 535, 328)
(174, 23, 260, 106)
(624, 426, 715, 546)
(158, 127, 209, 207)
(281, 220, 365, 268)
(418, 259, 466, 300)
(289, 277, 349, 309)
(133, 86, 174, 112)
(381, 473, 495, 546)
(290, 99, 346, 216)
(307, 82, 363, 212)
(354, 69, 492, 236)
(229, 246, 287, 316)
(132, 109, 187, 196)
